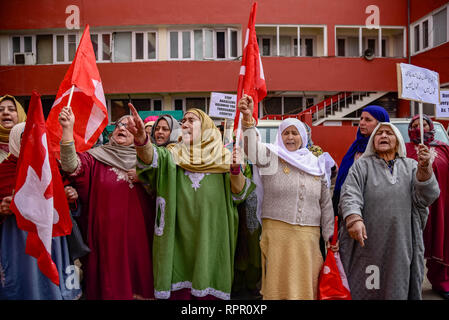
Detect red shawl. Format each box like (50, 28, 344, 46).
(406, 141, 449, 266)
(0, 154, 18, 202)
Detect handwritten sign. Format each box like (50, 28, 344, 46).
(208, 92, 237, 120)
(397, 63, 440, 105)
(436, 90, 449, 118)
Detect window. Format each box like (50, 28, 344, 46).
(191, 28, 238, 60)
(53, 33, 78, 63)
(262, 96, 307, 116)
(423, 20, 429, 49)
(91, 33, 112, 61)
(134, 31, 157, 61)
(114, 32, 132, 62)
(172, 97, 210, 112)
(433, 8, 447, 46)
(256, 25, 325, 57)
(11, 35, 36, 64)
(174, 99, 184, 111)
(337, 38, 345, 56)
(36, 35, 53, 64)
(414, 25, 420, 52)
(169, 31, 192, 60)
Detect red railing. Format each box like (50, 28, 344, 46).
(261, 92, 352, 120)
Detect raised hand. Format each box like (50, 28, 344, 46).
(127, 103, 146, 145)
(58, 106, 75, 143)
(237, 94, 254, 122)
(0, 196, 13, 215)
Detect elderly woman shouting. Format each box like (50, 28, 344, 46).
(339, 122, 440, 300)
(58, 107, 155, 300)
(239, 95, 336, 300)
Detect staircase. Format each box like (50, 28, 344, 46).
(261, 91, 389, 125)
(312, 91, 388, 125)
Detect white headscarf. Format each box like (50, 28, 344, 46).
(361, 122, 406, 159)
(265, 118, 335, 187)
(9, 122, 26, 158)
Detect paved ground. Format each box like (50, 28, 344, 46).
(422, 265, 444, 300)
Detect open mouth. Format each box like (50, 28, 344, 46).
(117, 132, 127, 138)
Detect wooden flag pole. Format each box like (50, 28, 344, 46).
(419, 102, 424, 144)
(223, 118, 227, 145)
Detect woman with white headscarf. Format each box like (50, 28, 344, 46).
(339, 122, 440, 299)
(239, 94, 337, 300)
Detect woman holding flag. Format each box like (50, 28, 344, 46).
(58, 107, 155, 300)
(0, 122, 81, 300)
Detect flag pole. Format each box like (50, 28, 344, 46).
(419, 102, 424, 144)
(66, 85, 75, 109)
(223, 118, 227, 145)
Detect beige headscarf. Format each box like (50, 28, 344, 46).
(0, 95, 27, 144)
(87, 115, 137, 171)
(8, 122, 26, 158)
(167, 109, 231, 173)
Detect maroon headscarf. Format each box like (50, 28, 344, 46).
(407, 114, 441, 146)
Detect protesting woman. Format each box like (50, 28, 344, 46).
(0, 95, 27, 163)
(339, 122, 440, 299)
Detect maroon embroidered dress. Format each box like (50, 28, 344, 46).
(406, 141, 449, 292)
(70, 152, 155, 299)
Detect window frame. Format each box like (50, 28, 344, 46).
(131, 31, 158, 61)
(411, 3, 449, 56)
(90, 32, 113, 62)
(10, 35, 36, 65)
(168, 30, 194, 61)
(52, 33, 79, 64)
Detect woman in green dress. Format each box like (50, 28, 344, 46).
(127, 103, 255, 300)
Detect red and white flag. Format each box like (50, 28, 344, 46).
(11, 91, 72, 286)
(234, 1, 267, 131)
(46, 24, 108, 157)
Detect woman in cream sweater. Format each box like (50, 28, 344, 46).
(239, 94, 337, 300)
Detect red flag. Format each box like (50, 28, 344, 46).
(234, 1, 267, 130)
(46, 24, 108, 157)
(11, 91, 72, 286)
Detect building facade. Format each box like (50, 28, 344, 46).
(0, 0, 448, 127)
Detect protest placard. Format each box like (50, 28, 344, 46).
(209, 92, 237, 120)
(397, 63, 440, 104)
(436, 90, 449, 118)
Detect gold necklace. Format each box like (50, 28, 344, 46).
(280, 159, 290, 174)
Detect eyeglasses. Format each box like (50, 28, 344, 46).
(116, 122, 128, 129)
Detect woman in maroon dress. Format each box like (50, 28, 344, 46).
(406, 115, 449, 300)
(58, 107, 155, 300)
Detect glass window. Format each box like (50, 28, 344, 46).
(186, 98, 207, 112)
(230, 30, 238, 57)
(262, 38, 271, 56)
(337, 38, 345, 56)
(135, 33, 144, 60)
(36, 34, 53, 64)
(174, 99, 184, 111)
(284, 97, 303, 114)
(148, 32, 156, 59)
(279, 36, 291, 56)
(204, 30, 214, 58)
(423, 20, 429, 48)
(153, 99, 162, 111)
(182, 31, 191, 58)
(56, 35, 65, 62)
(102, 34, 111, 60)
(414, 25, 420, 52)
(114, 32, 132, 62)
(433, 8, 447, 46)
(170, 32, 179, 59)
(131, 99, 151, 111)
(68, 34, 76, 61)
(12, 37, 20, 53)
(111, 100, 129, 122)
(382, 39, 387, 57)
(216, 31, 225, 58)
(263, 97, 282, 114)
(91, 34, 98, 60)
(305, 38, 314, 56)
(24, 36, 32, 52)
(194, 30, 203, 60)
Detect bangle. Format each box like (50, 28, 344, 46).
(134, 134, 148, 147)
(60, 140, 74, 146)
(346, 218, 364, 230)
(241, 117, 255, 128)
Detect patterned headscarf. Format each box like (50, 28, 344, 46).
(150, 114, 181, 147)
(407, 114, 438, 146)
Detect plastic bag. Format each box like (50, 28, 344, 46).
(318, 216, 351, 300)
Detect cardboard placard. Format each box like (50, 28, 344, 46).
(208, 92, 237, 120)
(436, 90, 449, 118)
(397, 63, 440, 105)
